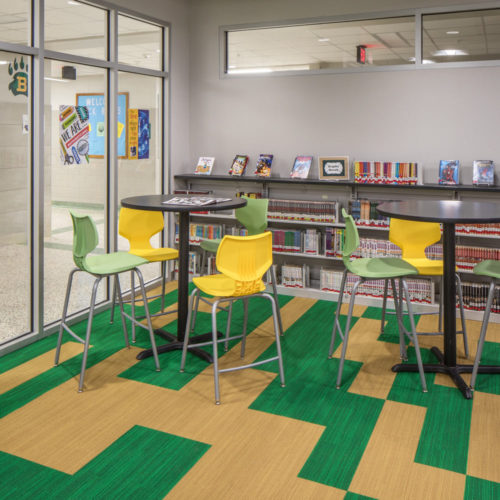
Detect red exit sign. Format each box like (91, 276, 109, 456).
(357, 45, 367, 64)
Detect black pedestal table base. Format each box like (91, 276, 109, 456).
(392, 346, 500, 399)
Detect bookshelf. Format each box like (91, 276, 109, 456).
(173, 174, 500, 321)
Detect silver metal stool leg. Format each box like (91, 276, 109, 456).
(336, 278, 361, 389)
(470, 280, 496, 390)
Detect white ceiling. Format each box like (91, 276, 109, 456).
(0, 0, 163, 73)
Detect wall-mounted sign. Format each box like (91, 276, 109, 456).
(76, 92, 128, 158)
(356, 45, 367, 64)
(8, 57, 28, 97)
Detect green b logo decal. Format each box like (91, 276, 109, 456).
(8, 57, 29, 97)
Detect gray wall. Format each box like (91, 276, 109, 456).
(184, 0, 500, 184)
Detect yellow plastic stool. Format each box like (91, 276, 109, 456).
(110, 207, 179, 339)
(381, 218, 468, 358)
(180, 232, 285, 404)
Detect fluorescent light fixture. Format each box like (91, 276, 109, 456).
(67, 1, 81, 5)
(0, 60, 8, 65)
(227, 67, 273, 74)
(317, 38, 330, 43)
(433, 49, 468, 56)
(409, 57, 435, 64)
(44, 76, 69, 82)
(446, 31, 460, 35)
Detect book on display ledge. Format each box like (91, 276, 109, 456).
(438, 160, 459, 185)
(290, 155, 313, 179)
(194, 156, 215, 175)
(254, 154, 273, 177)
(229, 154, 249, 176)
(472, 160, 494, 186)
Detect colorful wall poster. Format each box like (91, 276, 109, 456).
(127, 109, 150, 160)
(59, 105, 90, 165)
(127, 109, 138, 159)
(76, 92, 128, 158)
(138, 109, 150, 160)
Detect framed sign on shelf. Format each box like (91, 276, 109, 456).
(318, 156, 350, 180)
(76, 92, 129, 158)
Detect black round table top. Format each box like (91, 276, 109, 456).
(121, 194, 247, 213)
(377, 199, 500, 224)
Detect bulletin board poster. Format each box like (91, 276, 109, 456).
(127, 108, 150, 160)
(76, 92, 128, 158)
(59, 105, 90, 165)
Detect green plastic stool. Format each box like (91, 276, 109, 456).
(470, 260, 500, 390)
(328, 208, 427, 392)
(54, 211, 160, 392)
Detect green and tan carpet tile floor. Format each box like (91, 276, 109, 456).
(1, 281, 499, 499)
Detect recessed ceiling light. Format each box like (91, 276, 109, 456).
(446, 31, 459, 35)
(317, 38, 330, 43)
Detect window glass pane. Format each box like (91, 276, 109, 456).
(44, 60, 107, 325)
(227, 16, 415, 74)
(45, 0, 107, 60)
(118, 15, 163, 70)
(0, 0, 30, 46)
(0, 51, 31, 342)
(117, 72, 163, 283)
(423, 9, 500, 63)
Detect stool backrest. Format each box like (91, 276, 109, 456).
(341, 208, 360, 265)
(70, 211, 98, 271)
(236, 196, 269, 236)
(389, 219, 441, 260)
(216, 232, 272, 296)
(119, 207, 164, 251)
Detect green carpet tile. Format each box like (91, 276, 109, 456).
(2, 289, 500, 499)
(0, 425, 210, 499)
(465, 475, 500, 499)
(414, 384, 472, 474)
(344, 492, 377, 500)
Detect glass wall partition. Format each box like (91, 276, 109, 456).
(0, 0, 168, 348)
(423, 9, 500, 63)
(43, 61, 107, 325)
(117, 72, 163, 284)
(0, 50, 31, 342)
(226, 16, 415, 74)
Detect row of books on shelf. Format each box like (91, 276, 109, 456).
(178, 220, 500, 266)
(353, 161, 419, 185)
(319, 270, 434, 303)
(348, 199, 390, 226)
(461, 281, 500, 313)
(268, 199, 339, 223)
